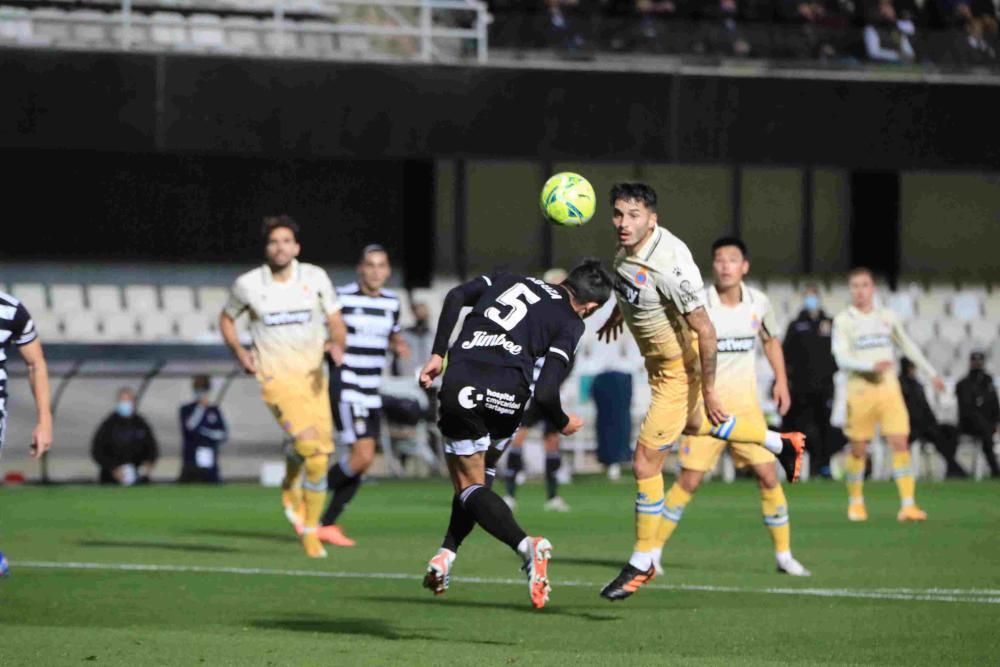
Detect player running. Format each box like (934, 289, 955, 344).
(833, 267, 945, 523)
(419, 260, 613, 609)
(0, 290, 54, 577)
(316, 244, 409, 547)
(652, 237, 811, 578)
(596, 183, 805, 601)
(220, 215, 347, 558)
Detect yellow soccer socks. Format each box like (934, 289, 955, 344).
(892, 451, 916, 508)
(631, 474, 665, 570)
(301, 453, 330, 531)
(655, 482, 692, 549)
(760, 485, 791, 554)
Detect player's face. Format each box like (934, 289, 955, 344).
(358, 251, 391, 292)
(612, 198, 657, 251)
(848, 273, 875, 308)
(712, 246, 748, 290)
(265, 227, 300, 270)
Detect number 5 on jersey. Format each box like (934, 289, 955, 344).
(484, 283, 540, 331)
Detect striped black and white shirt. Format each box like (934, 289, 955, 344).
(337, 282, 401, 410)
(1, 291, 39, 412)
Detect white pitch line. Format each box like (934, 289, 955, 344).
(16, 560, 1000, 605)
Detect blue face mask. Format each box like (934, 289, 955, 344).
(116, 401, 135, 418)
(803, 295, 820, 312)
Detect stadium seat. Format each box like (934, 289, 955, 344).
(88, 284, 123, 314)
(150, 12, 187, 47)
(190, 13, 226, 49)
(49, 283, 85, 314)
(30, 8, 72, 43)
(137, 312, 176, 341)
(885, 291, 916, 321)
(968, 319, 998, 350)
(949, 292, 982, 321)
(198, 286, 229, 313)
(924, 343, 956, 377)
(221, 17, 263, 51)
(30, 311, 63, 342)
(109, 14, 152, 46)
(0, 7, 32, 42)
(905, 319, 936, 348)
(62, 310, 102, 342)
(71, 10, 110, 43)
(263, 23, 301, 52)
(824, 291, 848, 316)
(983, 294, 1000, 320)
(937, 319, 968, 346)
(124, 285, 159, 314)
(176, 312, 218, 343)
(299, 19, 337, 55)
(10, 283, 48, 314)
(101, 313, 138, 342)
(161, 286, 196, 315)
(916, 293, 947, 319)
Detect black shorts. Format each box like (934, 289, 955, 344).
(519, 400, 560, 435)
(334, 402, 382, 445)
(438, 360, 530, 456)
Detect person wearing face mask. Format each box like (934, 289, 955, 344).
(956, 351, 1000, 478)
(782, 284, 840, 479)
(178, 375, 229, 483)
(91, 387, 158, 485)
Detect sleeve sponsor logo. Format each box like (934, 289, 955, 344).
(678, 280, 700, 306)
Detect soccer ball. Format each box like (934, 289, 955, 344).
(540, 172, 596, 227)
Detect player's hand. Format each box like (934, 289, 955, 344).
(111, 466, 125, 483)
(561, 413, 584, 436)
(597, 307, 624, 343)
(30, 418, 53, 459)
(325, 340, 345, 367)
(931, 376, 946, 393)
(873, 360, 894, 374)
(772, 381, 791, 417)
(419, 355, 444, 389)
(236, 348, 257, 375)
(703, 389, 729, 426)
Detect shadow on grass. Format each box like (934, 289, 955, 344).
(252, 616, 509, 645)
(558, 556, 693, 571)
(354, 595, 622, 622)
(77, 539, 239, 554)
(187, 529, 294, 544)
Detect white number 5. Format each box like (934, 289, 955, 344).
(484, 283, 540, 331)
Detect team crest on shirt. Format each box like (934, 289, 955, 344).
(635, 269, 648, 285)
(751, 314, 761, 331)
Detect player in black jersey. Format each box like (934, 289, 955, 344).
(418, 259, 613, 609)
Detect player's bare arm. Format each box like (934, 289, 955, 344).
(219, 311, 256, 375)
(390, 331, 411, 361)
(325, 311, 347, 366)
(19, 338, 53, 458)
(597, 303, 624, 343)
(684, 306, 727, 425)
(761, 335, 791, 416)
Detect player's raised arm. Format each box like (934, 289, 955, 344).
(419, 275, 493, 387)
(890, 313, 945, 392)
(19, 337, 52, 459)
(597, 302, 624, 343)
(684, 306, 728, 426)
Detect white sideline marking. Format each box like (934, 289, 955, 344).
(16, 560, 1000, 605)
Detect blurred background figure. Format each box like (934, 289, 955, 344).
(899, 357, 966, 478)
(178, 375, 229, 484)
(91, 387, 158, 485)
(393, 302, 434, 379)
(782, 284, 840, 479)
(956, 351, 1000, 478)
(863, 0, 917, 62)
(590, 337, 636, 481)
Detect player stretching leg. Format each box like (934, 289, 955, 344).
(833, 268, 945, 523)
(317, 245, 410, 547)
(220, 216, 347, 558)
(595, 183, 805, 601)
(0, 290, 54, 577)
(652, 238, 810, 578)
(419, 261, 612, 608)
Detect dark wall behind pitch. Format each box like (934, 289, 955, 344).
(0, 150, 408, 265)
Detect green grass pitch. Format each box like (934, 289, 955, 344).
(1, 477, 998, 665)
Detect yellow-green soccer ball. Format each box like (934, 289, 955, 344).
(540, 172, 596, 227)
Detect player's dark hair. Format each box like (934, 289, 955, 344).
(848, 266, 874, 281)
(192, 374, 211, 392)
(712, 236, 749, 259)
(609, 182, 657, 211)
(262, 215, 300, 243)
(359, 243, 388, 263)
(563, 258, 613, 306)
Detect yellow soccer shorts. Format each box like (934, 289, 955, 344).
(680, 406, 774, 472)
(637, 352, 703, 451)
(260, 370, 335, 458)
(844, 375, 910, 442)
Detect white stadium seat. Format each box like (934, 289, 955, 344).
(905, 319, 936, 348)
(150, 12, 187, 47)
(110, 14, 152, 46)
(71, 10, 110, 43)
(10, 283, 48, 314)
(969, 319, 998, 350)
(221, 17, 263, 51)
(916, 293, 947, 319)
(885, 291, 916, 322)
(924, 343, 956, 376)
(176, 312, 217, 343)
(30, 311, 63, 342)
(100, 313, 138, 342)
(49, 283, 85, 314)
(31, 8, 72, 43)
(937, 319, 968, 346)
(190, 13, 226, 49)
(124, 285, 159, 314)
(198, 286, 229, 313)
(62, 310, 102, 342)
(0, 7, 32, 42)
(161, 286, 196, 315)
(88, 284, 123, 314)
(299, 20, 337, 55)
(949, 292, 982, 321)
(137, 312, 176, 341)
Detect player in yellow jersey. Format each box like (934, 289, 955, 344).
(220, 215, 347, 558)
(650, 237, 810, 578)
(832, 267, 945, 523)
(597, 183, 806, 601)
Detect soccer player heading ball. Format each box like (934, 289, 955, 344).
(419, 260, 613, 609)
(595, 183, 806, 601)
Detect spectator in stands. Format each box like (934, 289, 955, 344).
(91, 388, 158, 485)
(899, 357, 967, 478)
(956, 351, 1000, 478)
(693, 0, 753, 57)
(782, 284, 840, 478)
(546, 0, 586, 51)
(948, 14, 999, 64)
(863, 0, 916, 62)
(178, 375, 228, 484)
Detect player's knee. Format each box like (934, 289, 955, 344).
(633, 448, 665, 479)
(756, 468, 779, 490)
(297, 426, 321, 441)
(678, 470, 702, 494)
(303, 454, 329, 489)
